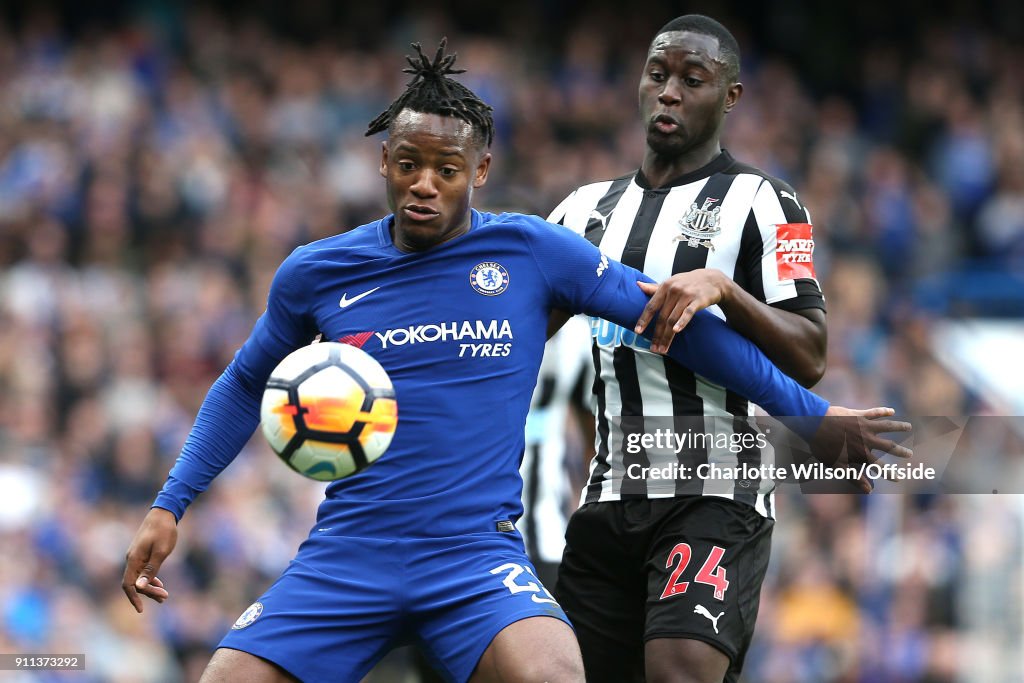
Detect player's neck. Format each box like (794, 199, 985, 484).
(390, 214, 473, 253)
(641, 142, 722, 189)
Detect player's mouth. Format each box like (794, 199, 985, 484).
(403, 204, 440, 222)
(651, 113, 681, 134)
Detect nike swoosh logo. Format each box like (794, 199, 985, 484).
(339, 287, 380, 308)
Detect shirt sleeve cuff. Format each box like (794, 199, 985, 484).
(151, 476, 200, 523)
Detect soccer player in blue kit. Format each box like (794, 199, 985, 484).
(122, 41, 909, 683)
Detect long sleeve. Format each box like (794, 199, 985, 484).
(152, 361, 264, 520)
(152, 249, 318, 521)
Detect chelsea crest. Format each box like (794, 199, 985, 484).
(232, 601, 264, 629)
(677, 197, 721, 250)
(470, 261, 510, 296)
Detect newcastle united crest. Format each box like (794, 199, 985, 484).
(677, 197, 721, 250)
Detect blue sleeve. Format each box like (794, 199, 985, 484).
(152, 250, 318, 521)
(519, 217, 829, 435)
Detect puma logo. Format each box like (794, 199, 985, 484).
(588, 208, 615, 231)
(694, 604, 724, 634)
(780, 190, 802, 209)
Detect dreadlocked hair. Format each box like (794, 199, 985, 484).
(365, 38, 495, 147)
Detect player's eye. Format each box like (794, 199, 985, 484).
(439, 167, 459, 177)
(649, 70, 665, 82)
(398, 161, 416, 171)
(684, 77, 703, 87)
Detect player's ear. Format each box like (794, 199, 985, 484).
(473, 152, 491, 189)
(724, 81, 743, 113)
(380, 141, 389, 178)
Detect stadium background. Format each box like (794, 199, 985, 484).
(0, 0, 1021, 681)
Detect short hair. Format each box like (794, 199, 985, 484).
(365, 38, 495, 148)
(654, 15, 741, 83)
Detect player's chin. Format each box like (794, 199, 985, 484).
(396, 220, 446, 250)
(646, 129, 688, 156)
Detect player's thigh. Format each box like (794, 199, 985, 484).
(200, 648, 297, 683)
(555, 504, 646, 683)
(643, 498, 773, 682)
(413, 534, 574, 683)
(469, 616, 583, 683)
(644, 638, 729, 683)
(218, 536, 402, 682)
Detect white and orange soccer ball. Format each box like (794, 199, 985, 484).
(260, 342, 398, 481)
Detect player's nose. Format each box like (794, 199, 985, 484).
(658, 78, 682, 105)
(410, 170, 439, 197)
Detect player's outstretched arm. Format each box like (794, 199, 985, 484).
(122, 251, 315, 612)
(119, 361, 263, 612)
(121, 349, 286, 612)
(524, 216, 914, 483)
(120, 362, 261, 612)
(526, 219, 912, 449)
(122, 508, 176, 613)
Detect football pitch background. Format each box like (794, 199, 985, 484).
(0, 0, 1022, 681)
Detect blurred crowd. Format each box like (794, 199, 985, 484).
(0, 1, 1022, 681)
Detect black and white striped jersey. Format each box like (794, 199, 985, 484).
(548, 150, 825, 518)
(519, 315, 594, 564)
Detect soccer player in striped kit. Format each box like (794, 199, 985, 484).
(519, 315, 594, 590)
(549, 15, 830, 683)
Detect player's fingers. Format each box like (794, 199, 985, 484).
(139, 575, 169, 602)
(873, 439, 913, 459)
(864, 419, 912, 434)
(839, 436, 882, 468)
(123, 552, 155, 613)
(653, 299, 693, 352)
(858, 407, 896, 419)
(857, 474, 874, 493)
(893, 444, 914, 459)
(135, 562, 154, 589)
(652, 300, 691, 352)
(134, 560, 170, 605)
(634, 281, 664, 334)
(122, 565, 144, 613)
(672, 302, 702, 334)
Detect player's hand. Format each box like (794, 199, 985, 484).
(810, 406, 913, 492)
(634, 270, 729, 354)
(122, 507, 177, 613)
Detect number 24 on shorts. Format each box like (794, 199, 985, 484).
(660, 544, 730, 601)
(490, 562, 559, 605)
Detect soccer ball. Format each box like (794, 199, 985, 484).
(260, 342, 398, 481)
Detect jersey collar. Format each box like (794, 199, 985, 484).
(634, 150, 735, 190)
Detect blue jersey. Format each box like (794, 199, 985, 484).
(154, 210, 826, 537)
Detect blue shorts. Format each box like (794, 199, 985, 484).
(219, 531, 570, 682)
